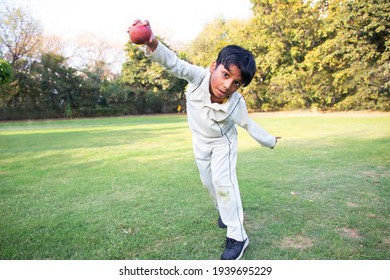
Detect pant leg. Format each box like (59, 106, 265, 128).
(211, 136, 247, 242)
(193, 139, 218, 207)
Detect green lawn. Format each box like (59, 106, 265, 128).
(0, 113, 389, 260)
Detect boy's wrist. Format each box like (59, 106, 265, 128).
(146, 38, 159, 53)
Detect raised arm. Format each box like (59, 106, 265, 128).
(128, 19, 205, 85)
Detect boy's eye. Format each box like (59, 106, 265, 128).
(221, 70, 242, 87)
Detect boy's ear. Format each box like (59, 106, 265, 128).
(209, 61, 217, 73)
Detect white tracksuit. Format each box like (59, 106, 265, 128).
(146, 42, 276, 242)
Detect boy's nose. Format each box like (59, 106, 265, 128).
(224, 80, 233, 90)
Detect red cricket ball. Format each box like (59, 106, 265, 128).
(129, 24, 152, 44)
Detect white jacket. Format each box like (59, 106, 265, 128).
(146, 42, 276, 148)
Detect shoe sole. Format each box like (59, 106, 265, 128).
(235, 238, 249, 260)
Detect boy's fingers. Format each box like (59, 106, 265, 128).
(128, 19, 140, 34)
(148, 34, 155, 43)
(128, 19, 152, 36)
(132, 19, 142, 26)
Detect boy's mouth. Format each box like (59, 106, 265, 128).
(215, 89, 227, 98)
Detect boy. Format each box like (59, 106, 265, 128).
(128, 20, 280, 260)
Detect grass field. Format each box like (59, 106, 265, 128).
(0, 112, 389, 260)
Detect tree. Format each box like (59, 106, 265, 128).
(70, 33, 123, 79)
(302, 0, 389, 110)
(186, 17, 250, 67)
(121, 38, 187, 113)
(242, 0, 322, 110)
(0, 3, 42, 67)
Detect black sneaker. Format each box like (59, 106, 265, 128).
(221, 237, 249, 260)
(218, 216, 227, 228)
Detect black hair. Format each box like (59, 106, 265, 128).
(215, 45, 256, 86)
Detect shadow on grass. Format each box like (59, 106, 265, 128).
(0, 120, 189, 155)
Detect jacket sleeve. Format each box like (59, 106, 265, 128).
(145, 42, 204, 86)
(234, 98, 276, 148)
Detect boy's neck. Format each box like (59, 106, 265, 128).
(210, 93, 228, 104)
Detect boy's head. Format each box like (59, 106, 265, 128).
(209, 45, 256, 102)
(215, 45, 256, 87)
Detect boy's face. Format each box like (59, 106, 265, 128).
(209, 62, 243, 102)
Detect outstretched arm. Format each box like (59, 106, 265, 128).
(234, 98, 281, 148)
(128, 19, 205, 85)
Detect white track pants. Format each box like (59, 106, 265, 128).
(193, 136, 247, 242)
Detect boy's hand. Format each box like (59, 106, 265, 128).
(271, 136, 281, 149)
(128, 19, 157, 47)
(128, 19, 158, 52)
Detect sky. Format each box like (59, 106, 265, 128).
(8, 0, 253, 46)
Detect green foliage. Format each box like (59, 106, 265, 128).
(0, 58, 12, 84)
(1, 0, 389, 120)
(300, 0, 390, 111)
(186, 17, 250, 67)
(185, 0, 389, 112)
(121, 38, 187, 114)
(242, 0, 331, 110)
